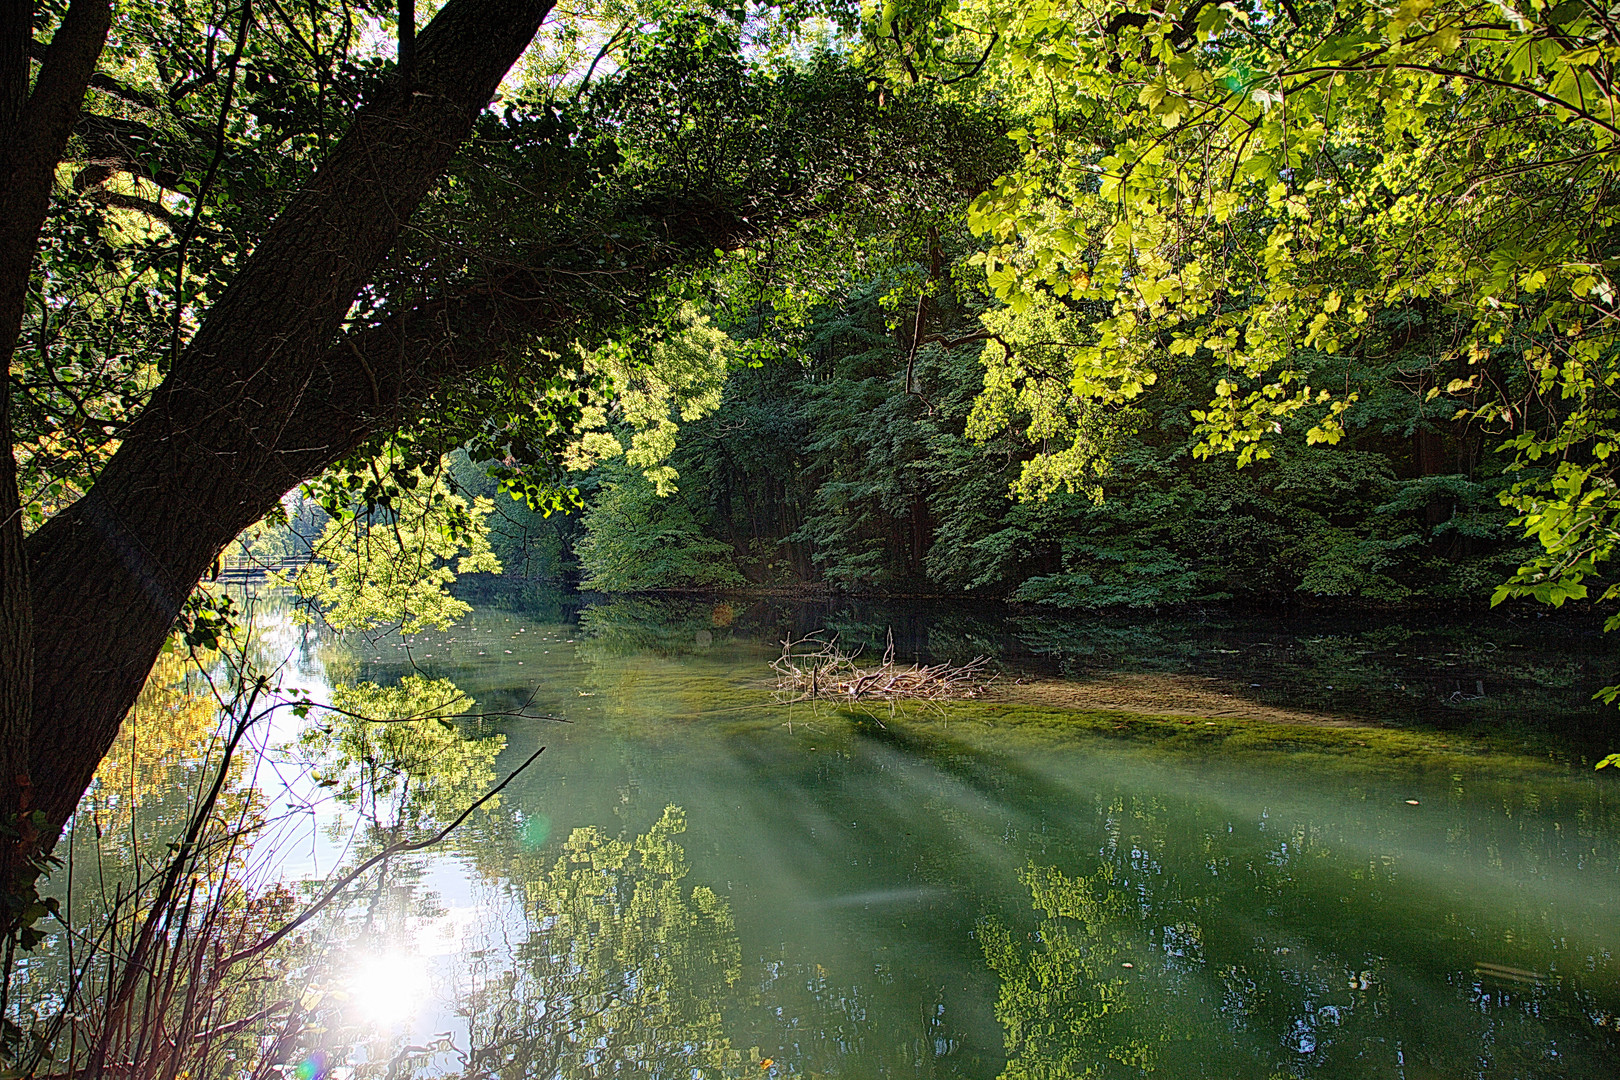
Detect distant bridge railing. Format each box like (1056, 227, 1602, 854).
(214, 554, 320, 581)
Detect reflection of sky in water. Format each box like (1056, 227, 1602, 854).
(53, 594, 1620, 1077)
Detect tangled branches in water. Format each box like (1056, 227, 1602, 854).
(771, 632, 995, 709)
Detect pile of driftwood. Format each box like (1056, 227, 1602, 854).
(771, 631, 994, 706)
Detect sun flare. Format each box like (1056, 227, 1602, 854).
(346, 952, 430, 1027)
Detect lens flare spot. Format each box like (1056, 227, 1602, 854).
(521, 814, 552, 849)
(347, 953, 429, 1026)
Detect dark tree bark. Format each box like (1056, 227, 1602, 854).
(0, 0, 113, 889)
(0, 0, 36, 836)
(20, 0, 557, 847)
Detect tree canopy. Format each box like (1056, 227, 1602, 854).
(0, 0, 997, 865)
(550, 0, 1620, 628)
(8, 0, 1620, 891)
(925, 0, 1620, 609)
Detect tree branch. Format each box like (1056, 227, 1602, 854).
(70, 112, 191, 191)
(26, 37, 158, 109)
(220, 746, 545, 969)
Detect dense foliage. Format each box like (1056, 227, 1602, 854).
(913, 0, 1620, 617)
(507, 270, 1535, 607)
(444, 0, 1620, 623)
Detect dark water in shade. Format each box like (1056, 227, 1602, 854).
(53, 590, 1620, 1078)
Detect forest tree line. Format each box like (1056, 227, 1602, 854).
(403, 267, 1536, 608)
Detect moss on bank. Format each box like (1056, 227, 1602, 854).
(785, 693, 1598, 786)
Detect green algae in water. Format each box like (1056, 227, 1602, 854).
(61, 591, 1620, 1079)
(339, 595, 1620, 1077)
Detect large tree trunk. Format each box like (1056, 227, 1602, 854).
(0, 0, 114, 901)
(21, 0, 556, 846)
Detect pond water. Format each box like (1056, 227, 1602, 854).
(46, 591, 1620, 1078)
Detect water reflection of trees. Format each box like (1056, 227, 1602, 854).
(455, 806, 744, 1079)
(577, 596, 737, 658)
(251, 665, 750, 1079)
(299, 674, 506, 832)
(982, 865, 1171, 1078)
(985, 839, 1620, 1080)
(301, 797, 973, 1080)
(567, 590, 1620, 737)
(28, 590, 1620, 1080)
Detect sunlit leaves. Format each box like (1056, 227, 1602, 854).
(936, 0, 1620, 501)
(282, 456, 501, 634)
(563, 303, 734, 492)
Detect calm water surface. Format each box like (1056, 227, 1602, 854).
(63, 592, 1620, 1078)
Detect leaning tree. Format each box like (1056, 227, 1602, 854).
(0, 0, 1000, 918)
